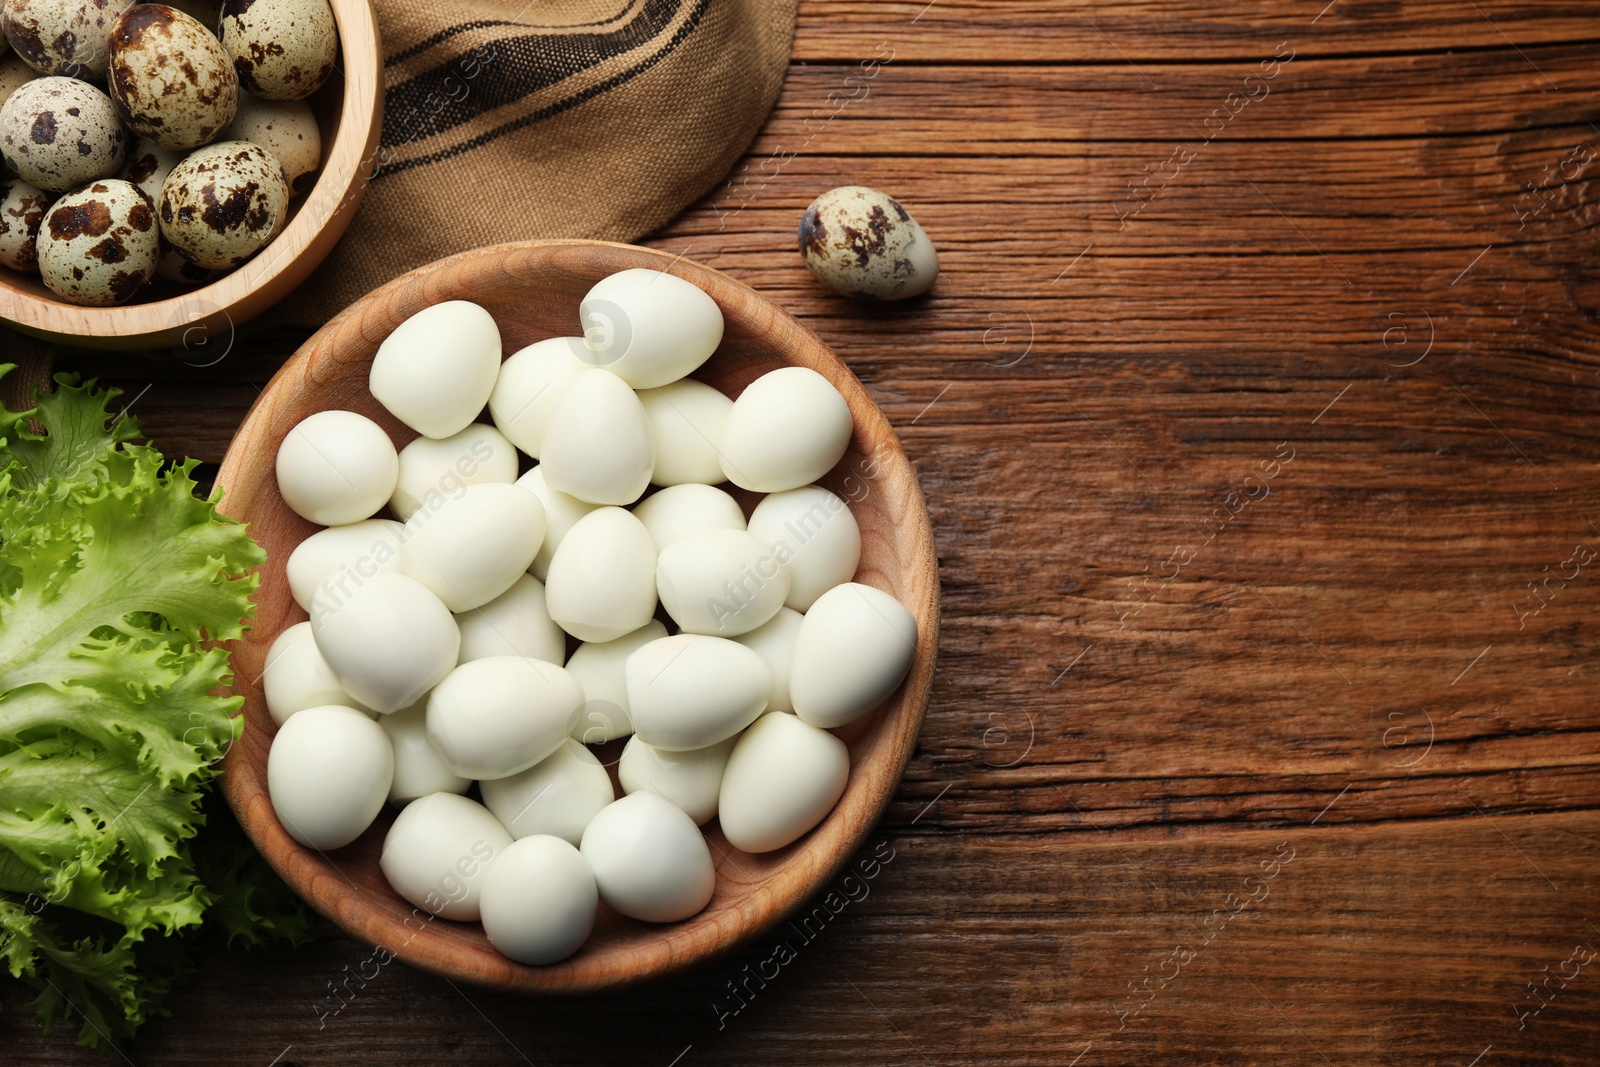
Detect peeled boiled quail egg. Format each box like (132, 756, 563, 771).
(0, 174, 50, 271)
(380, 792, 511, 921)
(36, 179, 158, 305)
(579, 791, 714, 923)
(107, 4, 238, 150)
(370, 300, 502, 440)
(798, 185, 939, 301)
(224, 90, 320, 192)
(267, 705, 393, 850)
(2, 0, 135, 79)
(0, 77, 125, 193)
(718, 711, 849, 853)
(159, 139, 287, 269)
(479, 835, 598, 965)
(219, 0, 337, 101)
(719, 367, 852, 493)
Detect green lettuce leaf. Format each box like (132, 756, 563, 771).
(0, 370, 304, 1049)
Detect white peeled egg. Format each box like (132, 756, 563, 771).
(747, 485, 860, 611)
(630, 483, 746, 551)
(638, 378, 732, 486)
(719, 712, 849, 853)
(538, 368, 654, 505)
(426, 657, 583, 780)
(262, 621, 368, 725)
(790, 582, 917, 728)
(516, 466, 599, 581)
(720, 367, 852, 493)
(267, 705, 393, 850)
(579, 791, 715, 922)
(401, 482, 546, 611)
(543, 506, 657, 642)
(565, 620, 667, 743)
(379, 792, 512, 921)
(618, 733, 736, 826)
(285, 519, 405, 612)
(309, 570, 460, 714)
(488, 337, 588, 458)
(655, 527, 789, 637)
(625, 634, 770, 751)
(390, 423, 520, 521)
(275, 410, 399, 525)
(578, 268, 724, 389)
(370, 300, 502, 439)
(480, 835, 598, 965)
(732, 607, 803, 713)
(480, 739, 614, 844)
(379, 700, 471, 806)
(456, 573, 565, 665)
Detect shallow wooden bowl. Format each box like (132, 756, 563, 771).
(0, 0, 382, 350)
(216, 239, 940, 993)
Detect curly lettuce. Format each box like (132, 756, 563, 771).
(0, 368, 305, 1049)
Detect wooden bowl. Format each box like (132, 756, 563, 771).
(215, 240, 940, 993)
(0, 0, 382, 350)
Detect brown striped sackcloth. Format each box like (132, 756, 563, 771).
(280, 0, 797, 325)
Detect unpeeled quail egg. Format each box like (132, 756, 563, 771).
(0, 174, 50, 271)
(798, 185, 939, 301)
(36, 179, 157, 305)
(159, 139, 286, 268)
(2, 0, 135, 79)
(224, 90, 320, 192)
(219, 0, 337, 101)
(0, 77, 125, 192)
(118, 137, 184, 205)
(107, 4, 238, 150)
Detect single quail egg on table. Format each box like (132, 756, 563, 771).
(218, 0, 337, 101)
(36, 178, 158, 304)
(0, 174, 50, 271)
(798, 185, 939, 300)
(107, 4, 238, 150)
(159, 139, 287, 269)
(1, 0, 135, 79)
(0, 76, 125, 192)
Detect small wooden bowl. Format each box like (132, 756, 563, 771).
(0, 0, 382, 350)
(216, 240, 940, 993)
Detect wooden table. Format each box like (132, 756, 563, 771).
(9, 0, 1600, 1062)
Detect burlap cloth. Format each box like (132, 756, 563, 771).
(282, 0, 797, 326)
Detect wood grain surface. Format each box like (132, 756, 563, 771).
(8, 0, 1600, 1063)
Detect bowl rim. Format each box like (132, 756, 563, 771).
(216, 238, 941, 993)
(0, 0, 383, 350)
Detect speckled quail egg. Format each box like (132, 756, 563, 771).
(107, 5, 238, 150)
(159, 139, 286, 268)
(0, 174, 49, 270)
(0, 76, 125, 192)
(2, 0, 135, 79)
(219, 0, 337, 101)
(37, 178, 157, 305)
(224, 90, 319, 191)
(798, 185, 939, 301)
(118, 137, 182, 204)
(154, 240, 218, 284)
(0, 52, 37, 109)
